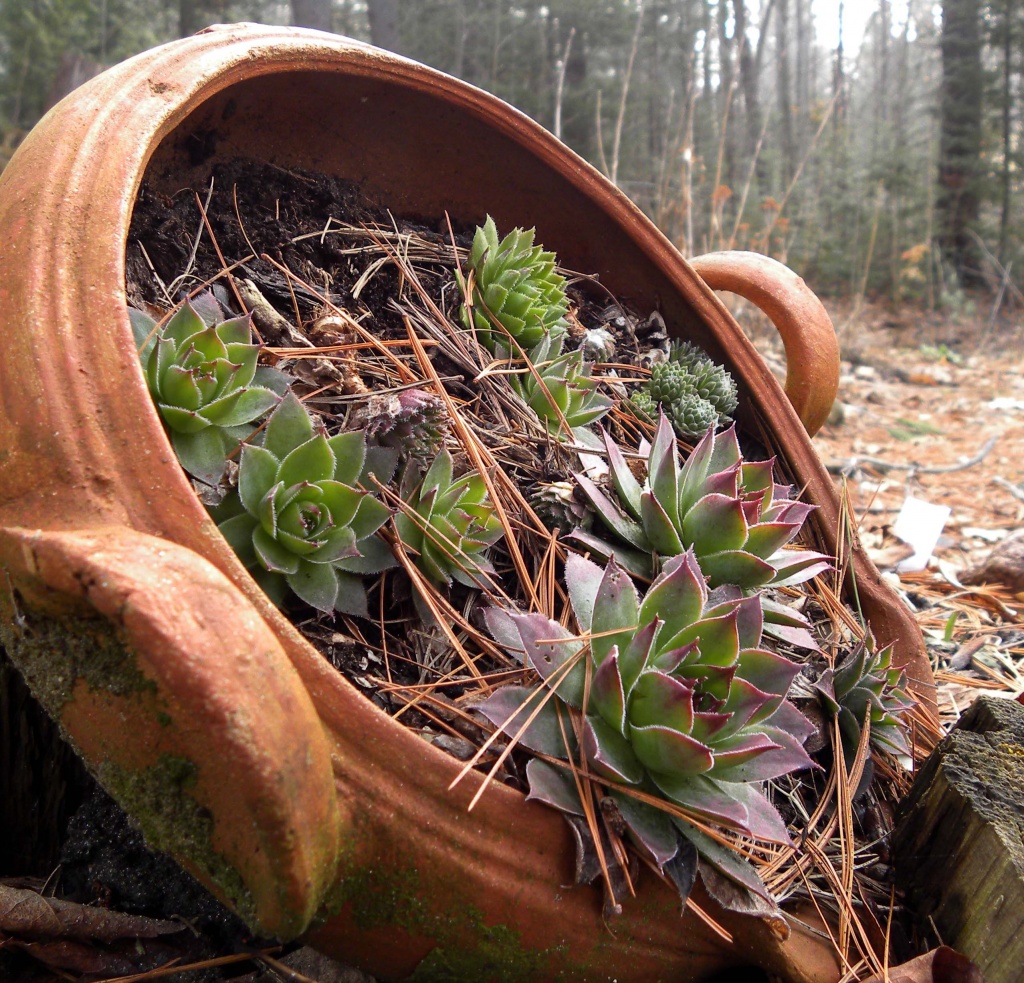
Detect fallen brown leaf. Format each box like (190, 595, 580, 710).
(864, 946, 985, 983)
(0, 883, 183, 943)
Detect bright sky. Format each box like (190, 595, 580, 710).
(812, 0, 924, 53)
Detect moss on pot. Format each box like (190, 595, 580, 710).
(98, 755, 257, 929)
(407, 910, 556, 983)
(325, 848, 568, 982)
(0, 610, 257, 929)
(0, 608, 156, 716)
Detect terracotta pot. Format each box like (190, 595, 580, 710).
(0, 24, 936, 982)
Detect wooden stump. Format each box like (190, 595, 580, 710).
(894, 695, 1024, 983)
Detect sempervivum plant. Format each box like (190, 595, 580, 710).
(476, 551, 815, 886)
(572, 414, 831, 588)
(395, 449, 504, 588)
(641, 346, 739, 439)
(456, 216, 569, 352)
(512, 334, 614, 436)
(815, 640, 914, 763)
(363, 387, 450, 466)
(216, 393, 396, 615)
(132, 301, 285, 483)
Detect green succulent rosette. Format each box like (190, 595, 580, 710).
(512, 333, 614, 436)
(216, 393, 396, 615)
(132, 300, 286, 483)
(457, 216, 569, 352)
(815, 640, 914, 764)
(396, 448, 504, 589)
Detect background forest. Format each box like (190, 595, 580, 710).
(0, 0, 1020, 316)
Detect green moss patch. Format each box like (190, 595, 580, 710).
(99, 754, 257, 929)
(407, 912, 554, 983)
(328, 852, 568, 982)
(0, 607, 155, 718)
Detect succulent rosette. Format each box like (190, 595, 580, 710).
(216, 393, 396, 615)
(456, 216, 569, 352)
(815, 640, 914, 763)
(132, 301, 285, 483)
(573, 414, 832, 588)
(476, 551, 816, 891)
(363, 387, 450, 465)
(647, 359, 736, 436)
(395, 448, 505, 588)
(512, 334, 614, 435)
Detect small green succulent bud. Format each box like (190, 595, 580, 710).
(456, 216, 569, 352)
(666, 389, 719, 438)
(529, 480, 594, 534)
(573, 415, 832, 588)
(686, 360, 739, 416)
(639, 343, 738, 439)
(628, 389, 658, 423)
(132, 301, 285, 483)
(216, 393, 396, 616)
(815, 640, 914, 763)
(667, 339, 708, 372)
(364, 388, 449, 465)
(395, 449, 504, 588)
(513, 334, 614, 435)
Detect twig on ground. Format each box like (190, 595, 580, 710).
(993, 475, 1024, 503)
(827, 436, 997, 478)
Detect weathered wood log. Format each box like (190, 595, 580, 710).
(894, 695, 1024, 983)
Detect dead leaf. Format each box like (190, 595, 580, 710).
(863, 946, 984, 983)
(0, 883, 183, 942)
(699, 863, 788, 940)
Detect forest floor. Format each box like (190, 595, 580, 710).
(742, 298, 1024, 728)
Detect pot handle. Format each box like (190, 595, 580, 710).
(0, 525, 341, 941)
(690, 251, 840, 437)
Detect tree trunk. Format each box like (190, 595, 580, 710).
(179, 0, 221, 37)
(734, 0, 773, 192)
(937, 0, 984, 285)
(291, 0, 334, 33)
(776, 0, 796, 185)
(997, 0, 1014, 265)
(366, 0, 400, 53)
